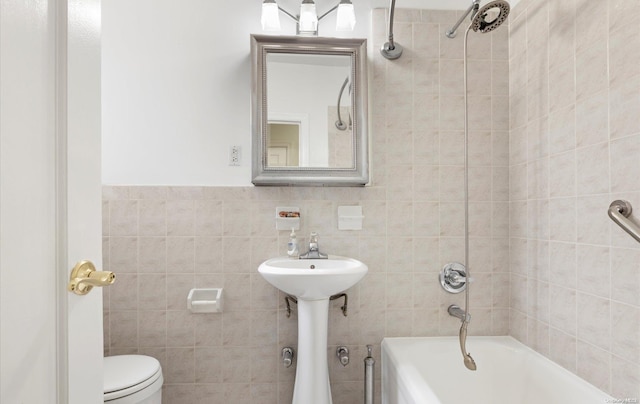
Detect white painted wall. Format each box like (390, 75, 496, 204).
(102, 0, 519, 185)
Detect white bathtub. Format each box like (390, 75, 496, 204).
(382, 336, 614, 404)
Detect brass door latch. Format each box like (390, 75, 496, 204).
(67, 260, 115, 295)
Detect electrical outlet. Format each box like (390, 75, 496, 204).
(229, 145, 241, 166)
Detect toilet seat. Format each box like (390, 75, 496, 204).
(104, 355, 163, 402)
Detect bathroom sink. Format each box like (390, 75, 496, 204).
(259, 255, 368, 403)
(258, 256, 368, 300)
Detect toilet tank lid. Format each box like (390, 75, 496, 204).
(104, 355, 162, 394)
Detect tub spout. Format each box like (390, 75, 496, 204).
(448, 304, 471, 322)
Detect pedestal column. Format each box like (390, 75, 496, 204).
(292, 298, 332, 404)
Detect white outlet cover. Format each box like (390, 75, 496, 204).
(229, 145, 241, 166)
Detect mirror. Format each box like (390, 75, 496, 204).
(251, 35, 368, 186)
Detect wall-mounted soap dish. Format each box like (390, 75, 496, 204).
(276, 206, 300, 231)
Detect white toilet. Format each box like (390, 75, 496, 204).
(104, 355, 163, 404)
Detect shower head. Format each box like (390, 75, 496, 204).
(471, 0, 510, 33)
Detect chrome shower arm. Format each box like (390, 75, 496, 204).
(335, 76, 350, 131)
(446, 0, 480, 38)
(386, 0, 398, 50)
(380, 0, 403, 59)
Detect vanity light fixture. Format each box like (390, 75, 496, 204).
(261, 0, 356, 36)
(299, 0, 319, 33)
(261, 0, 282, 31)
(335, 0, 356, 31)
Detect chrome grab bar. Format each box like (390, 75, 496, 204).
(608, 200, 640, 243)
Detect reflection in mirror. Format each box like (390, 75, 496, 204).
(251, 35, 368, 186)
(266, 53, 353, 169)
(268, 122, 300, 167)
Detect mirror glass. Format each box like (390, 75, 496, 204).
(266, 53, 353, 169)
(251, 35, 368, 186)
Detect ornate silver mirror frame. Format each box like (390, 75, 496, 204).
(251, 34, 368, 186)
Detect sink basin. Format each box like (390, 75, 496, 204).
(258, 255, 368, 300)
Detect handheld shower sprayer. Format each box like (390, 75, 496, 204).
(448, 304, 476, 370)
(459, 321, 477, 370)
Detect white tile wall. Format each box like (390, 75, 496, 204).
(509, 0, 640, 399)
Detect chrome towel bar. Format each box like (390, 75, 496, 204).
(608, 200, 640, 243)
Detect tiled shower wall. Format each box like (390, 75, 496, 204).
(508, 0, 640, 399)
(102, 8, 510, 404)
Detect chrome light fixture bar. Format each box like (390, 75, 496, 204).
(261, 0, 356, 36)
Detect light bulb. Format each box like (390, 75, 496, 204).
(336, 0, 356, 31)
(299, 0, 318, 33)
(261, 0, 281, 31)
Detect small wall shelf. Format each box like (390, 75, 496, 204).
(276, 206, 300, 230)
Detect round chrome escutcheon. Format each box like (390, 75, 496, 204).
(439, 262, 468, 294)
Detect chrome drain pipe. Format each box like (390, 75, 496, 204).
(364, 345, 375, 404)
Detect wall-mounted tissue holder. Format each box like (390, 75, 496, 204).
(187, 288, 223, 313)
(276, 206, 300, 231)
(338, 206, 364, 230)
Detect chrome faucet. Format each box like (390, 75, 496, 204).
(299, 232, 328, 259)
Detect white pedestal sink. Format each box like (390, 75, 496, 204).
(258, 256, 368, 404)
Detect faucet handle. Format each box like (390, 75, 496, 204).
(309, 232, 318, 243)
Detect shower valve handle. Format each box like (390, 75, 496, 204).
(440, 262, 469, 294)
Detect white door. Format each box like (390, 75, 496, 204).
(0, 0, 104, 403)
(66, 0, 104, 402)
